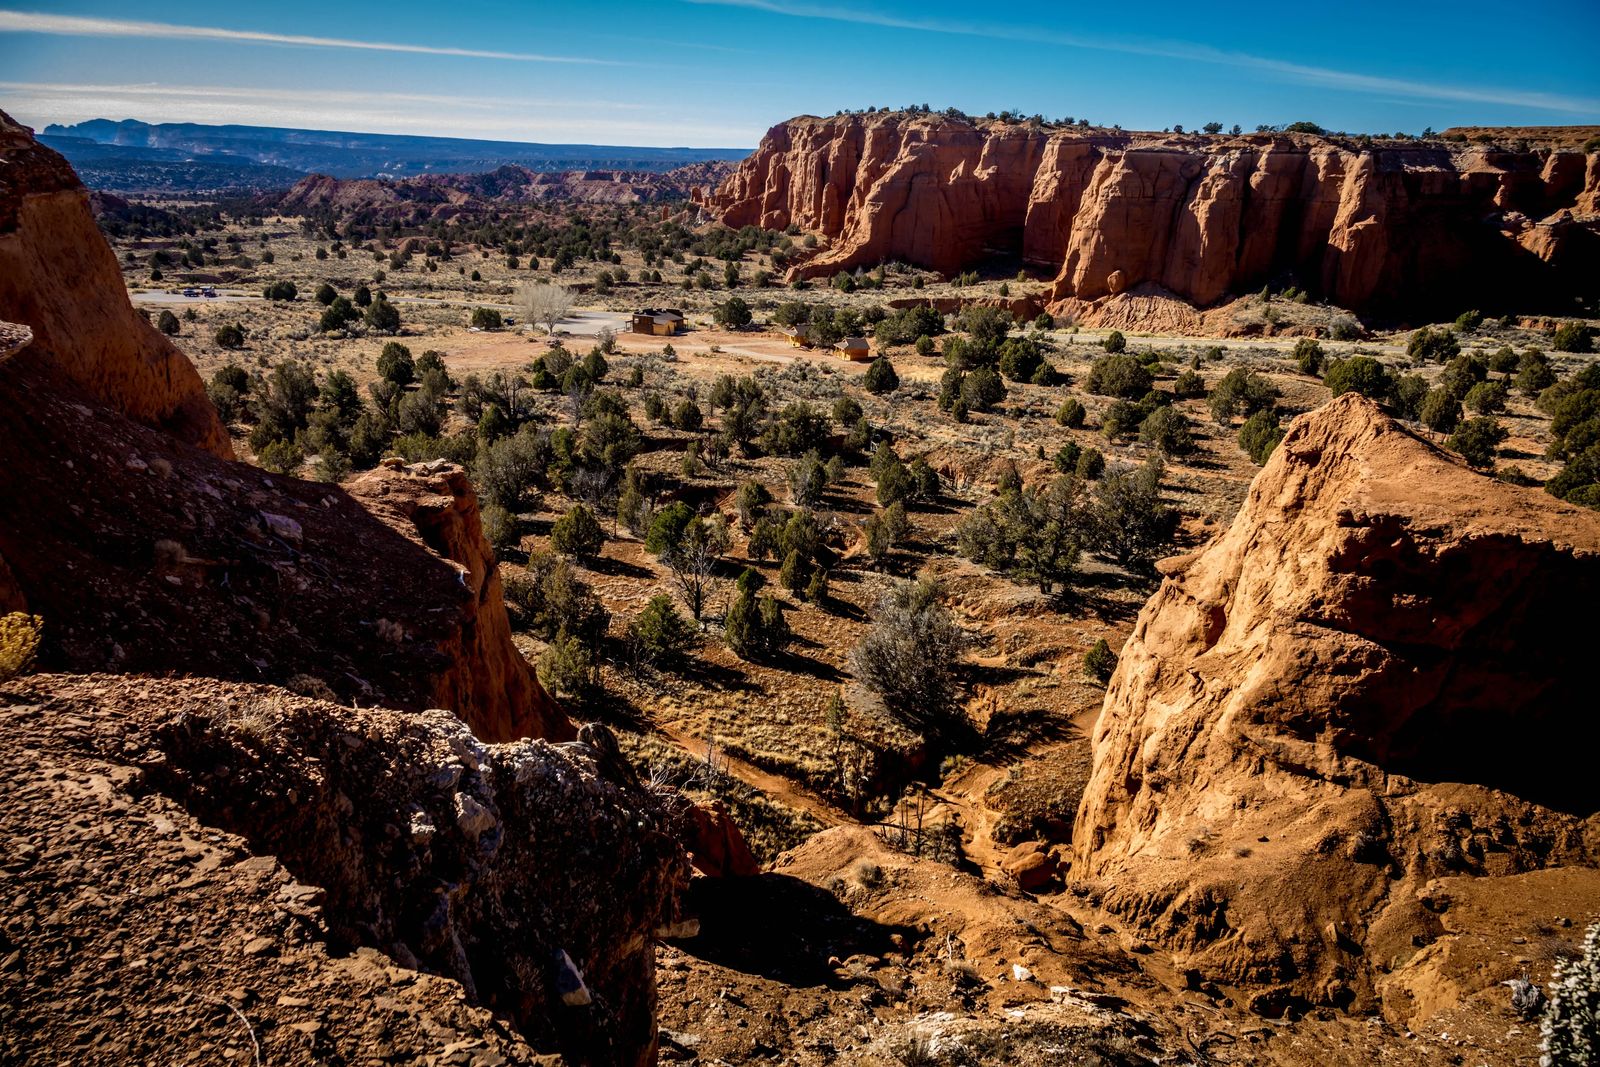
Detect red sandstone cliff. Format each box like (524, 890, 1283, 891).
(1070, 394, 1600, 1015)
(0, 111, 231, 458)
(704, 113, 1600, 318)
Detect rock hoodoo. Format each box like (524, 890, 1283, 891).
(702, 113, 1600, 318)
(1071, 394, 1600, 1014)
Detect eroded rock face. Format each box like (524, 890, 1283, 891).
(1070, 394, 1600, 1013)
(0, 673, 685, 1066)
(347, 461, 571, 742)
(703, 114, 1600, 317)
(0, 110, 231, 458)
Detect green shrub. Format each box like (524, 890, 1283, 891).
(628, 594, 697, 668)
(1238, 410, 1283, 465)
(1323, 356, 1392, 400)
(537, 631, 598, 701)
(725, 589, 790, 660)
(1083, 638, 1117, 684)
(1102, 330, 1126, 353)
(550, 504, 605, 561)
(1407, 326, 1459, 365)
(214, 323, 245, 349)
(1293, 337, 1323, 375)
(849, 579, 967, 733)
(1172, 369, 1206, 399)
(1420, 388, 1462, 434)
(471, 307, 504, 330)
(365, 296, 401, 334)
(1209, 368, 1278, 424)
(257, 438, 303, 475)
(1055, 399, 1086, 428)
(1139, 406, 1195, 457)
(961, 367, 1005, 411)
(1464, 380, 1508, 415)
(1086, 354, 1152, 399)
(376, 342, 415, 386)
(863, 356, 900, 395)
(1553, 323, 1595, 353)
(1090, 458, 1179, 573)
(1516, 350, 1556, 397)
(1447, 417, 1507, 469)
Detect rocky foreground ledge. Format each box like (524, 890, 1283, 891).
(0, 674, 689, 1066)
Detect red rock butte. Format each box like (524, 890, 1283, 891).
(701, 113, 1600, 319)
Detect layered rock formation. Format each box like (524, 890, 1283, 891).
(1, 673, 686, 1066)
(0, 113, 568, 742)
(0, 110, 231, 458)
(1071, 394, 1600, 1013)
(703, 113, 1600, 318)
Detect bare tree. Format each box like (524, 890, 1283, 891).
(520, 282, 574, 336)
(663, 515, 730, 623)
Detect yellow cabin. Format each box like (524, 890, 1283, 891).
(835, 336, 871, 362)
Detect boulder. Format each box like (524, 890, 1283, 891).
(0, 673, 685, 1066)
(1001, 841, 1060, 893)
(667, 794, 761, 877)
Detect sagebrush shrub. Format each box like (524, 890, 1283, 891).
(1541, 921, 1600, 1066)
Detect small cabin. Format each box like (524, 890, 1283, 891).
(835, 336, 871, 362)
(630, 308, 684, 336)
(781, 324, 811, 348)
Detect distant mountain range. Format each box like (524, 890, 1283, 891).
(39, 118, 751, 196)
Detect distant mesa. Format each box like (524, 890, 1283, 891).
(38, 117, 753, 196)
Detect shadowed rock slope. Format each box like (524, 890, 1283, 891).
(703, 113, 1600, 319)
(1071, 393, 1600, 1015)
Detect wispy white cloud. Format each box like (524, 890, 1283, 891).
(0, 10, 624, 65)
(0, 82, 661, 114)
(0, 81, 760, 145)
(683, 0, 1600, 115)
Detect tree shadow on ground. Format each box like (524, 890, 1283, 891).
(672, 874, 919, 988)
(585, 554, 655, 580)
(979, 708, 1084, 766)
(775, 643, 845, 682)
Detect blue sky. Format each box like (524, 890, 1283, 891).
(1, 1, 1596, 147)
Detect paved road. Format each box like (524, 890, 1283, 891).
(131, 289, 259, 306)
